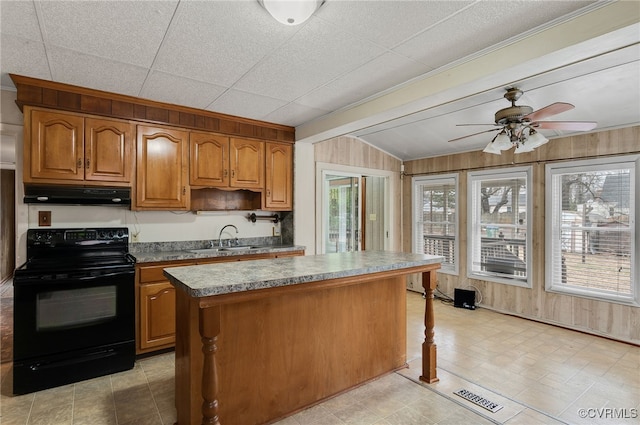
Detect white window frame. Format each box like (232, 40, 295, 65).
(467, 166, 532, 288)
(545, 155, 639, 305)
(412, 174, 458, 275)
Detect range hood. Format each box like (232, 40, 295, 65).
(24, 185, 131, 206)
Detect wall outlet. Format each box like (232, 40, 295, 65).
(272, 226, 281, 237)
(131, 232, 139, 242)
(38, 211, 51, 227)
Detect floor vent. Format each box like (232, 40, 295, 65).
(453, 388, 503, 413)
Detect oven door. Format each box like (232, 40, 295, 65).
(13, 268, 135, 361)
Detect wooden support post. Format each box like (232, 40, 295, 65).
(420, 269, 439, 383)
(199, 306, 221, 425)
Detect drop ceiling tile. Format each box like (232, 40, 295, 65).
(235, 18, 386, 102)
(48, 46, 148, 96)
(296, 52, 430, 111)
(0, 0, 42, 41)
(316, 0, 474, 49)
(0, 35, 51, 88)
(207, 89, 288, 122)
(139, 71, 226, 109)
(153, 1, 296, 87)
(264, 102, 331, 128)
(38, 0, 178, 67)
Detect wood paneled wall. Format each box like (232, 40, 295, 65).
(403, 126, 640, 345)
(314, 136, 402, 251)
(315, 136, 401, 172)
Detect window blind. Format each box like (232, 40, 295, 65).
(546, 157, 637, 303)
(412, 175, 457, 273)
(468, 167, 531, 287)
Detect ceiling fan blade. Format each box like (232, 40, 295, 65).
(448, 128, 501, 142)
(535, 121, 597, 131)
(524, 102, 574, 121)
(456, 123, 499, 127)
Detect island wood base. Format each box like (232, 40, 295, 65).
(174, 265, 440, 425)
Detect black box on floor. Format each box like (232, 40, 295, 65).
(454, 288, 476, 310)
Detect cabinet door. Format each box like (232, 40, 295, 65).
(265, 142, 293, 210)
(85, 117, 133, 183)
(190, 132, 229, 187)
(230, 138, 264, 189)
(28, 109, 84, 181)
(136, 125, 189, 209)
(139, 281, 176, 350)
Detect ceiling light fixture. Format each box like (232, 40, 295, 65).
(259, 0, 325, 26)
(483, 125, 548, 155)
(452, 87, 596, 155)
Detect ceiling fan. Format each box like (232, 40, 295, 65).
(449, 88, 597, 154)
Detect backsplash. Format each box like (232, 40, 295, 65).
(129, 211, 293, 253)
(129, 236, 287, 254)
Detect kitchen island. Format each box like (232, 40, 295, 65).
(164, 251, 442, 425)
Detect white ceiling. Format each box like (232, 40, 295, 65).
(1, 0, 638, 161)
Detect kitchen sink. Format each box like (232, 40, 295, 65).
(187, 248, 222, 254)
(219, 246, 260, 251)
(187, 246, 262, 254)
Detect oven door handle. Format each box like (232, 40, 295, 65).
(76, 270, 134, 280)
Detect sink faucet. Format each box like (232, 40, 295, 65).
(218, 224, 238, 247)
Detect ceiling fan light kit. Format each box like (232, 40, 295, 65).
(259, 0, 324, 25)
(452, 87, 596, 155)
(482, 141, 502, 155)
(525, 128, 549, 149)
(513, 141, 536, 154)
(483, 126, 549, 155)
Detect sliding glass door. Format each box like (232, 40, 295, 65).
(323, 173, 361, 253)
(320, 171, 388, 254)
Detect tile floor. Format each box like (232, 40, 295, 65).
(0, 287, 638, 425)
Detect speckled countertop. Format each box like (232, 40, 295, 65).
(132, 245, 305, 263)
(164, 251, 443, 298)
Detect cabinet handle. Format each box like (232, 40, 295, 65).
(231, 170, 235, 178)
(267, 189, 271, 198)
(85, 158, 90, 169)
(224, 169, 228, 178)
(182, 186, 186, 195)
(77, 159, 82, 168)
(150, 289, 172, 300)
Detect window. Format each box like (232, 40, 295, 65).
(468, 167, 531, 287)
(412, 174, 458, 274)
(546, 156, 638, 304)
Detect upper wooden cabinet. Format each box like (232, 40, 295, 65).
(190, 132, 229, 186)
(24, 107, 133, 186)
(135, 125, 189, 210)
(230, 138, 264, 189)
(264, 142, 293, 210)
(190, 135, 264, 190)
(21, 105, 293, 211)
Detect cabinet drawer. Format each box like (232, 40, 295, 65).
(139, 262, 194, 283)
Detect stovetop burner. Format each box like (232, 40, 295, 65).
(15, 227, 135, 278)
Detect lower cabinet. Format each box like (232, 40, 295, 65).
(137, 261, 193, 354)
(139, 281, 176, 351)
(136, 250, 304, 354)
